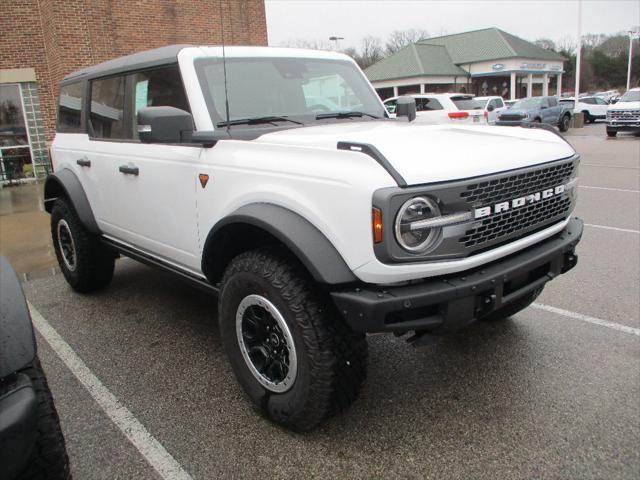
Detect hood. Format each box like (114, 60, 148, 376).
(254, 121, 575, 186)
(499, 109, 528, 117)
(608, 101, 640, 110)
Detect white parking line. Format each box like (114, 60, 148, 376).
(531, 303, 640, 336)
(584, 223, 640, 234)
(28, 303, 193, 480)
(579, 185, 640, 193)
(582, 163, 639, 170)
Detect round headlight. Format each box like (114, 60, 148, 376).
(394, 196, 442, 253)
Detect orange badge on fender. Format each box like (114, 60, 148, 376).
(199, 174, 209, 188)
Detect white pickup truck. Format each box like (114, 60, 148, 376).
(46, 45, 582, 431)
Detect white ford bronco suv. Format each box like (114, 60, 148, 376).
(46, 45, 582, 431)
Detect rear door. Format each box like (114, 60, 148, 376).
(413, 97, 448, 124)
(592, 97, 609, 117)
(85, 65, 203, 271)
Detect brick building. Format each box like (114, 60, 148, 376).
(0, 0, 267, 182)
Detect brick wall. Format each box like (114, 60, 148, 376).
(1, 0, 267, 141)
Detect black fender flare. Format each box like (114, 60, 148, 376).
(0, 257, 36, 377)
(44, 169, 100, 234)
(202, 203, 358, 285)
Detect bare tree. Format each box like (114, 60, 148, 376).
(360, 36, 384, 69)
(385, 29, 430, 55)
(557, 35, 577, 54)
(582, 33, 607, 50)
(279, 38, 332, 51)
(534, 38, 556, 51)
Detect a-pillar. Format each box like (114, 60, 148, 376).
(542, 73, 549, 96)
(556, 73, 562, 96)
(510, 72, 516, 100)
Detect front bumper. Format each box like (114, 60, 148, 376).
(331, 218, 583, 333)
(495, 119, 529, 126)
(607, 123, 640, 132)
(0, 374, 38, 479)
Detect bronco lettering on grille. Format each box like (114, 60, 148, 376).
(474, 184, 566, 219)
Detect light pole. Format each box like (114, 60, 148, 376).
(627, 31, 639, 91)
(573, 0, 582, 107)
(329, 36, 344, 51)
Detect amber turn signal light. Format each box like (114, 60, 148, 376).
(372, 207, 383, 243)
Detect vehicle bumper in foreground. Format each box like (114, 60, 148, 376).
(331, 218, 583, 334)
(0, 373, 38, 479)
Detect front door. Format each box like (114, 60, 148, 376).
(84, 66, 203, 272)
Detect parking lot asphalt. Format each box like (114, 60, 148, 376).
(5, 122, 640, 479)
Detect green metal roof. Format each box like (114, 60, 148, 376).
(364, 43, 467, 82)
(418, 28, 565, 64)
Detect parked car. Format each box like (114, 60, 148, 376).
(474, 96, 507, 124)
(559, 96, 609, 123)
(606, 87, 640, 137)
(496, 96, 572, 131)
(46, 45, 583, 431)
(0, 257, 71, 480)
(383, 94, 487, 124)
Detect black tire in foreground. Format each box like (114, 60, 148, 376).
(51, 199, 114, 293)
(558, 114, 571, 132)
(606, 129, 617, 137)
(478, 287, 543, 322)
(15, 358, 71, 480)
(218, 248, 368, 432)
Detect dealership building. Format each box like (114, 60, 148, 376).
(0, 0, 267, 183)
(365, 28, 565, 101)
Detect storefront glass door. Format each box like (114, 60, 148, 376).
(0, 84, 35, 182)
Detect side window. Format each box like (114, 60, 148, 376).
(58, 82, 84, 133)
(90, 76, 126, 139)
(423, 98, 443, 111)
(129, 65, 191, 139)
(495, 98, 504, 108)
(548, 97, 558, 107)
(595, 98, 607, 105)
(582, 98, 593, 104)
(384, 99, 397, 113)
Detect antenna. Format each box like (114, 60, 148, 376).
(219, 0, 231, 133)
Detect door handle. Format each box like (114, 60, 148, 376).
(119, 164, 139, 176)
(76, 157, 91, 167)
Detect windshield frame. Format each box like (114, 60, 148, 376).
(193, 56, 387, 130)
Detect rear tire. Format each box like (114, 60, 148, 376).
(218, 248, 367, 431)
(606, 128, 617, 137)
(51, 198, 114, 293)
(15, 358, 71, 480)
(558, 114, 571, 132)
(479, 287, 543, 322)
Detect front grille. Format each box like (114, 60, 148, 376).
(456, 158, 577, 251)
(607, 110, 640, 122)
(460, 196, 572, 248)
(460, 161, 575, 205)
(499, 114, 525, 121)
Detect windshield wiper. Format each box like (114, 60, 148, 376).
(217, 116, 303, 127)
(315, 111, 380, 120)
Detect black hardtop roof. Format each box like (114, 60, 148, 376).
(61, 44, 194, 84)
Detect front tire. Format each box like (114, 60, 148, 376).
(479, 287, 543, 322)
(218, 248, 367, 431)
(51, 199, 114, 293)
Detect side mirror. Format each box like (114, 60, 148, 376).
(396, 96, 417, 122)
(137, 106, 193, 144)
(487, 105, 495, 112)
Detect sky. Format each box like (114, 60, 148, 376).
(265, 0, 640, 50)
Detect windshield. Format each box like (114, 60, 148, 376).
(451, 96, 485, 110)
(195, 57, 385, 126)
(511, 98, 542, 110)
(619, 90, 640, 102)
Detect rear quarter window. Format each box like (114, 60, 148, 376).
(58, 82, 84, 133)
